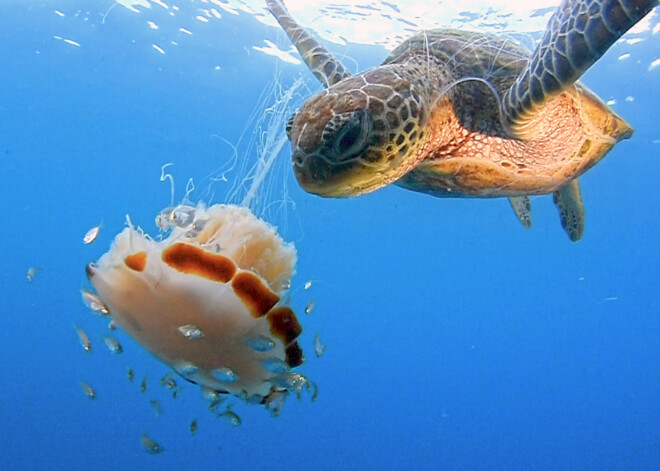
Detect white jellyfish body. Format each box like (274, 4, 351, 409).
(86, 203, 304, 400)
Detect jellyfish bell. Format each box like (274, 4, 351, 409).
(86, 202, 305, 402)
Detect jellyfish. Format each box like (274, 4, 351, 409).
(84, 78, 311, 407)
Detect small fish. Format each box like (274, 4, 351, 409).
(304, 300, 315, 315)
(81, 289, 110, 316)
(218, 405, 241, 426)
(83, 223, 102, 244)
(160, 373, 177, 390)
(260, 357, 290, 374)
(245, 335, 275, 352)
(246, 394, 264, 405)
(269, 373, 308, 392)
(74, 325, 92, 353)
(26, 267, 40, 282)
(127, 368, 134, 382)
(173, 361, 198, 380)
(149, 400, 161, 417)
(172, 388, 181, 399)
(264, 391, 286, 417)
(177, 324, 205, 340)
(171, 205, 196, 228)
(107, 320, 116, 331)
(304, 280, 312, 290)
(80, 381, 96, 399)
(103, 336, 122, 354)
(212, 367, 238, 383)
(208, 398, 223, 413)
(191, 218, 209, 232)
(189, 419, 198, 436)
(155, 207, 175, 230)
(184, 229, 199, 238)
(141, 434, 164, 454)
(140, 377, 148, 393)
(309, 381, 319, 402)
(201, 386, 220, 402)
(314, 334, 327, 358)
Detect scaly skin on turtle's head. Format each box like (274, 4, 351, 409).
(287, 66, 430, 197)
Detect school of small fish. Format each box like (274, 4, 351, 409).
(73, 208, 328, 452)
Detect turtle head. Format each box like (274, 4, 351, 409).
(287, 69, 427, 197)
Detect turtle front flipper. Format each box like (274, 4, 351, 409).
(503, 0, 657, 130)
(509, 196, 533, 229)
(553, 178, 585, 241)
(266, 0, 351, 87)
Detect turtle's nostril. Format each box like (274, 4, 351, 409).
(292, 149, 306, 166)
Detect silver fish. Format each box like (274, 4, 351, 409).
(173, 361, 198, 380)
(314, 334, 327, 358)
(177, 324, 205, 340)
(212, 367, 238, 383)
(171, 205, 196, 228)
(260, 357, 290, 374)
(80, 289, 110, 316)
(149, 400, 161, 417)
(141, 434, 164, 454)
(201, 386, 221, 402)
(155, 207, 175, 231)
(26, 267, 40, 282)
(245, 335, 275, 352)
(304, 300, 315, 315)
(80, 381, 96, 399)
(218, 406, 241, 426)
(83, 224, 101, 244)
(74, 325, 92, 353)
(160, 373, 177, 390)
(269, 373, 308, 392)
(103, 336, 122, 354)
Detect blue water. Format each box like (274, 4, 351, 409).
(1, 1, 658, 470)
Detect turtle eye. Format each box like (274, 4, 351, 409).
(323, 109, 372, 161)
(285, 113, 295, 139)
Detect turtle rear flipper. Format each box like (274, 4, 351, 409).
(553, 178, 585, 241)
(509, 196, 533, 229)
(266, 0, 350, 87)
(503, 0, 657, 130)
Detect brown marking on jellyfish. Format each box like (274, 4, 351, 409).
(267, 306, 302, 345)
(231, 271, 280, 318)
(285, 342, 304, 368)
(124, 252, 147, 272)
(162, 243, 236, 282)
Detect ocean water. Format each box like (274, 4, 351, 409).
(1, 1, 658, 470)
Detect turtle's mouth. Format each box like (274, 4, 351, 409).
(291, 147, 384, 198)
(292, 148, 355, 197)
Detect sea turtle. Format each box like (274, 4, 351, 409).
(266, 0, 657, 241)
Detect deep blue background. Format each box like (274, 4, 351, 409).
(0, 1, 658, 470)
